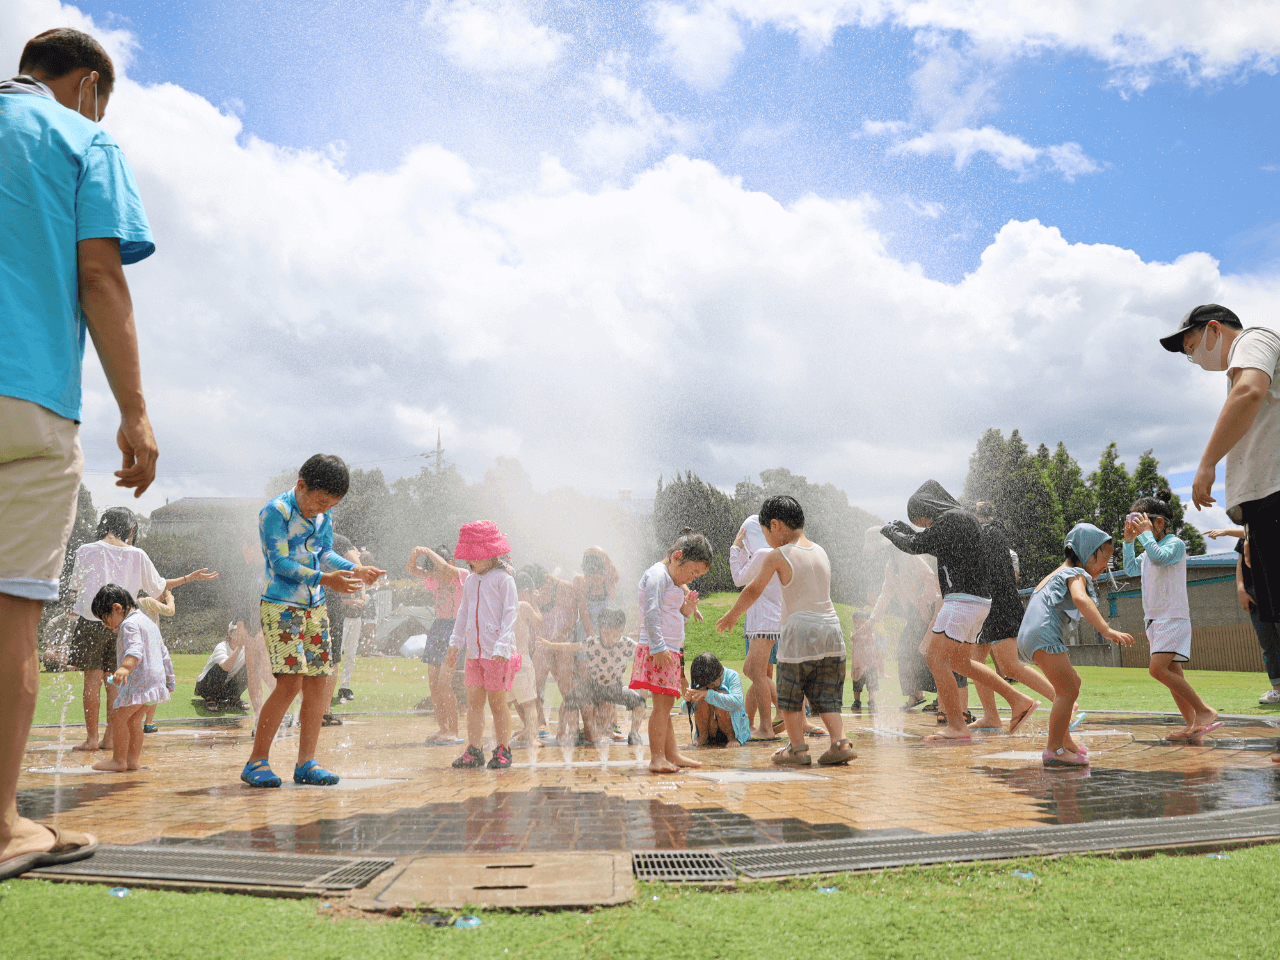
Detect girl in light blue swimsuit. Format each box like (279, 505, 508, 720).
(1017, 524, 1134, 767)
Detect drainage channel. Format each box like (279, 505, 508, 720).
(28, 845, 396, 890)
(633, 804, 1280, 880)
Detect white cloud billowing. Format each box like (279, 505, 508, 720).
(423, 0, 569, 75)
(649, 1, 746, 90)
(4, 0, 1271, 541)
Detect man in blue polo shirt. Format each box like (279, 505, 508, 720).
(0, 28, 158, 879)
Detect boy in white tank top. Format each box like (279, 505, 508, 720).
(717, 496, 857, 766)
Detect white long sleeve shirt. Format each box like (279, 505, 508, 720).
(449, 568, 518, 660)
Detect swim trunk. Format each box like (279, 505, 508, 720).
(931, 595, 992, 644)
(1147, 618, 1192, 663)
(745, 632, 779, 666)
(508, 653, 538, 704)
(421, 617, 455, 666)
(775, 656, 845, 715)
(0, 396, 82, 602)
(563, 678, 646, 711)
(629, 644, 684, 698)
(261, 601, 333, 676)
(978, 602, 1025, 644)
(464, 654, 520, 692)
(68, 616, 117, 673)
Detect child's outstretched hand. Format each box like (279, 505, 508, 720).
(321, 569, 363, 594)
(1105, 628, 1135, 646)
(715, 611, 736, 634)
(355, 565, 386, 585)
(680, 589, 700, 618)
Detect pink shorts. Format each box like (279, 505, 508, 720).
(629, 644, 684, 698)
(464, 654, 521, 692)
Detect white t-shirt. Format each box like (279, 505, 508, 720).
(1225, 326, 1280, 510)
(730, 518, 783, 637)
(71, 541, 166, 621)
(197, 640, 246, 682)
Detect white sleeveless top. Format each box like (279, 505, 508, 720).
(1140, 547, 1190, 620)
(777, 542, 844, 663)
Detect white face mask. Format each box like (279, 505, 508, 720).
(76, 74, 100, 123)
(1190, 324, 1227, 371)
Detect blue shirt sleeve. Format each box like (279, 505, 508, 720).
(1122, 540, 1143, 577)
(316, 516, 355, 573)
(1138, 532, 1185, 566)
(76, 137, 154, 264)
(260, 504, 321, 588)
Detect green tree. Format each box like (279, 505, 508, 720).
(1045, 442, 1097, 528)
(962, 428, 1009, 506)
(653, 471, 744, 593)
(58, 484, 98, 596)
(1088, 443, 1135, 544)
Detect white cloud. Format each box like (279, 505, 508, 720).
(683, 1, 1280, 79)
(865, 121, 1101, 181)
(2, 0, 135, 73)
(424, 0, 568, 74)
(649, 1, 746, 90)
(575, 63, 690, 174)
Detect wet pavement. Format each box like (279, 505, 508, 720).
(18, 710, 1280, 856)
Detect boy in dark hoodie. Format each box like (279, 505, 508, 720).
(881, 481, 1040, 741)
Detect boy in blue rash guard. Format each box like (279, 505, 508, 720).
(241, 455, 385, 788)
(685, 652, 751, 747)
(1123, 491, 1222, 740)
(881, 481, 1039, 741)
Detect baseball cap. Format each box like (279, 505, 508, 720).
(1159, 303, 1241, 353)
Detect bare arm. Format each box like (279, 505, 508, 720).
(717, 552, 787, 633)
(77, 237, 157, 496)
(1193, 368, 1271, 509)
(166, 568, 219, 592)
(1067, 576, 1133, 644)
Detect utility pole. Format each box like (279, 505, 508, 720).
(434, 429, 445, 473)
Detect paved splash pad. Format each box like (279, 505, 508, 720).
(16, 709, 1280, 898)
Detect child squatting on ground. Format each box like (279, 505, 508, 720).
(1017, 524, 1135, 767)
(630, 529, 711, 773)
(90, 584, 175, 772)
(445, 521, 520, 770)
(685, 652, 751, 747)
(241, 455, 385, 789)
(717, 495, 857, 766)
(540, 605, 647, 745)
(1124, 492, 1222, 740)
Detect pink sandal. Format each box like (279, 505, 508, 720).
(1042, 747, 1088, 767)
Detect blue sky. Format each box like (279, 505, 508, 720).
(74, 0, 1280, 282)
(6, 0, 1278, 537)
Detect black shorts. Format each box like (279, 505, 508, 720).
(68, 617, 116, 673)
(979, 604, 1025, 643)
(1243, 489, 1280, 623)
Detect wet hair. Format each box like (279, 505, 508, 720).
(436, 544, 452, 559)
(689, 652, 723, 690)
(298, 454, 349, 497)
(582, 553, 605, 576)
(90, 583, 135, 620)
(1064, 547, 1081, 566)
(514, 572, 534, 593)
(19, 28, 115, 94)
(668, 527, 713, 566)
(596, 606, 626, 632)
(759, 495, 804, 530)
(521, 563, 549, 587)
(97, 506, 136, 542)
(1131, 490, 1175, 525)
(974, 501, 996, 522)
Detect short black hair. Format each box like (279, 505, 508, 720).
(522, 563, 549, 587)
(97, 506, 136, 541)
(91, 583, 136, 620)
(514, 571, 534, 593)
(19, 28, 115, 94)
(689, 652, 723, 690)
(596, 606, 626, 632)
(582, 553, 605, 575)
(298, 454, 349, 497)
(668, 528, 713, 565)
(759, 495, 804, 530)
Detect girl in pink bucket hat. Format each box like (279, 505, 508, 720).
(444, 521, 520, 769)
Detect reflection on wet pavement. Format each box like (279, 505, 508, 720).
(17, 711, 1280, 856)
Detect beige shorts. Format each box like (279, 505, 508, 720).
(508, 656, 538, 705)
(0, 396, 83, 601)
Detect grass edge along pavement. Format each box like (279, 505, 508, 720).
(5, 845, 1280, 959)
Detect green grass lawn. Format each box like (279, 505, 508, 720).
(5, 846, 1278, 959)
(29, 594, 1280, 725)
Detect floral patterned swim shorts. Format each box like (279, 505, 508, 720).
(261, 601, 333, 676)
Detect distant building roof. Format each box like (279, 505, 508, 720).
(149, 497, 260, 520)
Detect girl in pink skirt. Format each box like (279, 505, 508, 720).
(630, 528, 712, 773)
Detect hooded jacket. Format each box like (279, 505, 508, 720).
(881, 481, 989, 599)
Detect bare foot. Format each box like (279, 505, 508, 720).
(99, 740, 114, 752)
(926, 726, 972, 741)
(648, 759, 678, 773)
(125, 760, 142, 771)
(91, 757, 128, 771)
(1008, 698, 1041, 734)
(0, 818, 57, 866)
(968, 715, 1003, 730)
(1167, 727, 1192, 741)
(1190, 709, 1220, 735)
(803, 723, 823, 735)
(727, 740, 742, 747)
(669, 752, 702, 768)
(70, 740, 98, 752)
(751, 727, 775, 740)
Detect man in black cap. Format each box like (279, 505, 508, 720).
(1161, 304, 1280, 651)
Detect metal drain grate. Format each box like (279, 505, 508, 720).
(28, 845, 396, 890)
(632, 851, 735, 882)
